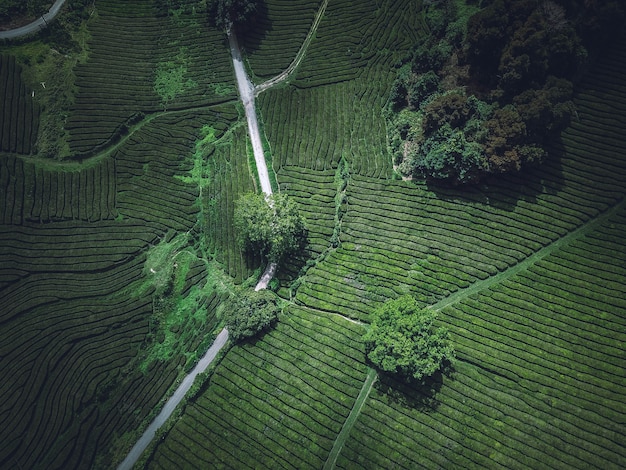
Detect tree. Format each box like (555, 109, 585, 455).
(207, 0, 258, 31)
(363, 295, 455, 382)
(234, 192, 307, 263)
(223, 288, 280, 342)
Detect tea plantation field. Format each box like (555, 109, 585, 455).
(0, 0, 624, 469)
(148, 0, 625, 468)
(0, 0, 249, 468)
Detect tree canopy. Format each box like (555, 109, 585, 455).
(222, 288, 280, 342)
(386, 0, 625, 185)
(234, 192, 307, 263)
(207, 0, 258, 31)
(363, 295, 455, 382)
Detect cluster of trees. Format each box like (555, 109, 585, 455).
(387, 0, 625, 185)
(222, 288, 281, 342)
(364, 296, 455, 382)
(234, 192, 307, 264)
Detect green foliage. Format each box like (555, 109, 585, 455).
(207, 0, 258, 30)
(363, 295, 455, 382)
(0, 0, 49, 21)
(222, 288, 281, 342)
(416, 124, 488, 183)
(154, 49, 197, 108)
(234, 192, 307, 263)
(387, 0, 624, 184)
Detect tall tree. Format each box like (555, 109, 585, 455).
(364, 295, 455, 382)
(234, 192, 307, 263)
(222, 288, 280, 342)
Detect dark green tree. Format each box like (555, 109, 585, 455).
(223, 288, 280, 342)
(207, 0, 258, 30)
(234, 192, 307, 263)
(364, 295, 455, 382)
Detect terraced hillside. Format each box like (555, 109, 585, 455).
(0, 54, 40, 155)
(1, 0, 625, 468)
(66, 0, 235, 155)
(0, 1, 249, 468)
(148, 0, 625, 468)
(147, 307, 368, 469)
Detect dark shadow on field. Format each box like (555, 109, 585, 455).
(423, 136, 567, 212)
(374, 368, 454, 413)
(239, 1, 271, 55)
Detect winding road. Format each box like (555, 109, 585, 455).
(117, 3, 329, 467)
(0, 0, 67, 40)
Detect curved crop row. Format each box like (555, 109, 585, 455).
(259, 76, 392, 179)
(66, 0, 162, 154)
(339, 204, 626, 469)
(293, 0, 425, 88)
(147, 307, 367, 469)
(67, 0, 236, 155)
(294, 56, 626, 318)
(202, 124, 257, 283)
(0, 155, 117, 225)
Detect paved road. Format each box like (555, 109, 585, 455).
(0, 0, 67, 39)
(228, 30, 279, 291)
(228, 30, 273, 197)
(116, 328, 229, 470)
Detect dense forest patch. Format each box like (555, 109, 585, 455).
(387, 0, 625, 184)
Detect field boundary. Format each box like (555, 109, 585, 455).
(254, 0, 328, 95)
(432, 196, 626, 312)
(323, 367, 377, 470)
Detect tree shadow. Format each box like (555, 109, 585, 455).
(424, 135, 567, 212)
(238, 1, 272, 55)
(374, 367, 455, 413)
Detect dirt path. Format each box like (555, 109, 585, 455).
(119, 5, 328, 466)
(254, 0, 329, 95)
(228, 30, 280, 290)
(0, 0, 67, 39)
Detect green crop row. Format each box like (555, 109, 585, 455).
(0, 155, 117, 224)
(258, 76, 393, 179)
(202, 124, 258, 283)
(339, 202, 626, 469)
(147, 307, 367, 469)
(67, 0, 235, 155)
(67, 3, 162, 154)
(0, 55, 40, 155)
(293, 0, 424, 88)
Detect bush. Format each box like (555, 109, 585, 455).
(363, 295, 455, 382)
(223, 288, 280, 342)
